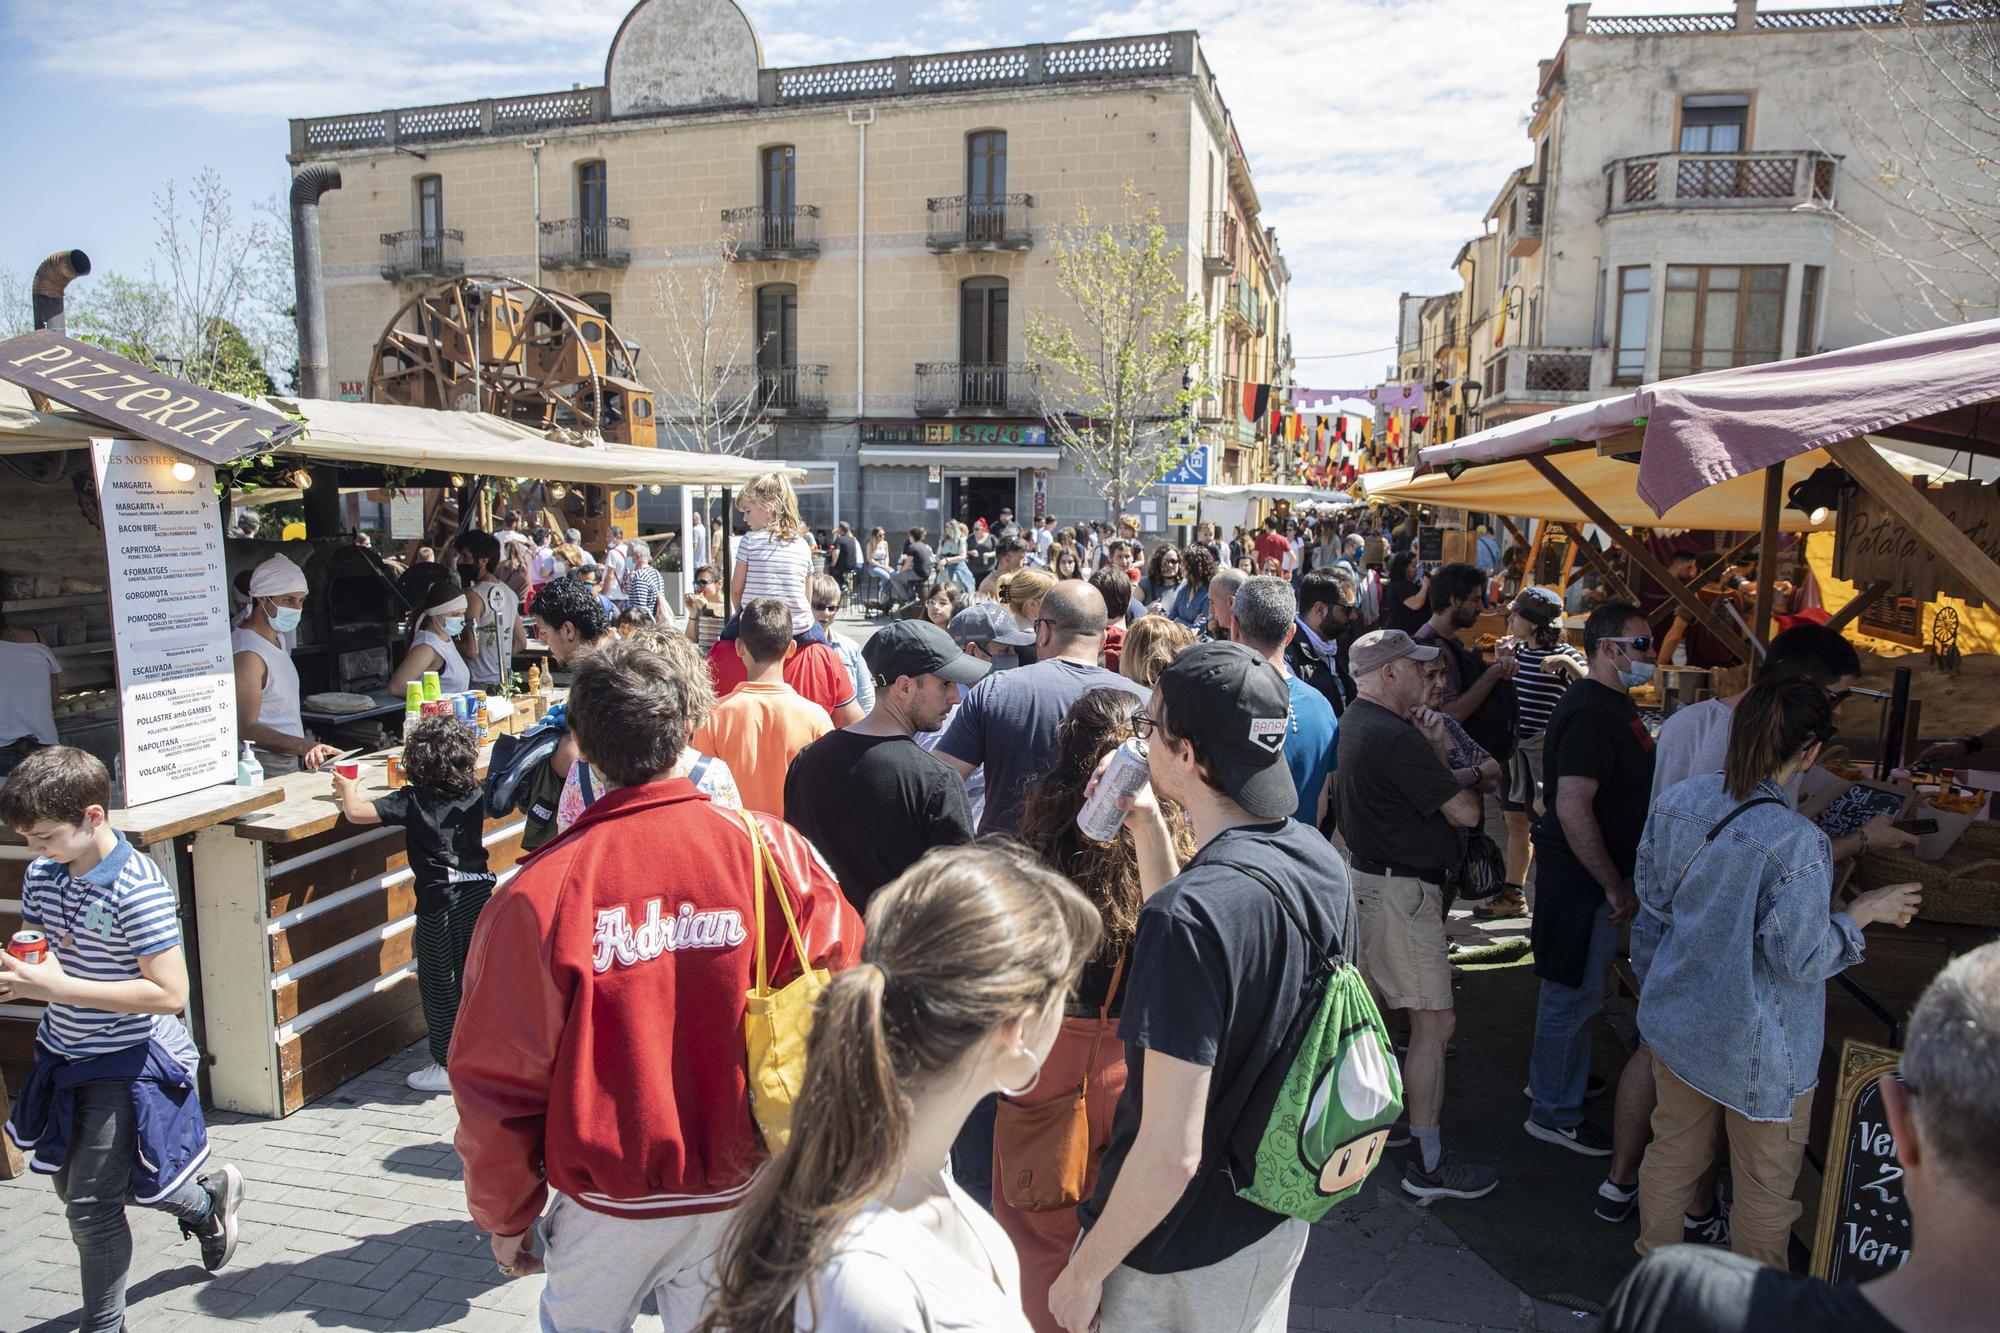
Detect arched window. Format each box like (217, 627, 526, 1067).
(960, 277, 1009, 408)
(761, 146, 797, 249)
(755, 283, 798, 407)
(966, 131, 1007, 243)
(579, 292, 613, 321)
(576, 161, 608, 258)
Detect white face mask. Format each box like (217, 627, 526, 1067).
(442, 616, 466, 637)
(265, 601, 303, 633)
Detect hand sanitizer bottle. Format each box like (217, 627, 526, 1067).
(236, 741, 264, 787)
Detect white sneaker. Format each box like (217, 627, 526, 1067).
(406, 1062, 452, 1093)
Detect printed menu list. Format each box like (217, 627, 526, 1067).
(91, 438, 239, 806)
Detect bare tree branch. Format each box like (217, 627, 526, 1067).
(644, 222, 770, 457)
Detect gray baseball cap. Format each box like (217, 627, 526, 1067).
(1348, 629, 1441, 676)
(947, 602, 1035, 648)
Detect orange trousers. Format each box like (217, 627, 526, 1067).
(990, 1015, 1128, 1333)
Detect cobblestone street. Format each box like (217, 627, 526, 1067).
(2, 960, 1597, 1333)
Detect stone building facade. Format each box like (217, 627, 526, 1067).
(287, 0, 1291, 541)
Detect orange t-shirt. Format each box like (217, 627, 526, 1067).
(691, 681, 834, 818)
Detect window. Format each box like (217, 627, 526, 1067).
(415, 175, 445, 270)
(966, 131, 1008, 243)
(755, 283, 799, 407)
(960, 277, 1010, 407)
(1679, 94, 1750, 153)
(576, 161, 608, 258)
(1797, 265, 1823, 357)
(1659, 264, 1785, 378)
(1613, 266, 1651, 384)
(761, 146, 796, 249)
(580, 292, 613, 321)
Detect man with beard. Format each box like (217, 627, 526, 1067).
(1290, 567, 1361, 716)
(1413, 563, 1518, 769)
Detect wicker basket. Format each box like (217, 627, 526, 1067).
(1851, 828, 2000, 928)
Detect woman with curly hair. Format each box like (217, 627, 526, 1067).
(1002, 688, 1195, 1332)
(1167, 544, 1216, 629)
(1137, 544, 1184, 610)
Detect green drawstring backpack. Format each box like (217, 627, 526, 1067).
(1219, 862, 1403, 1221)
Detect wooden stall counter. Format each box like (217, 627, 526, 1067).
(192, 702, 557, 1119)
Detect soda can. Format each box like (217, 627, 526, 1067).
(1076, 738, 1152, 843)
(8, 930, 48, 965)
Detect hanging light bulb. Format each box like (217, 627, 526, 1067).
(548, 481, 567, 499)
(450, 473, 465, 487)
(648, 484, 661, 495)
(169, 461, 196, 482)
(292, 468, 314, 489)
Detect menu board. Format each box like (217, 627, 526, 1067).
(1811, 1041, 1912, 1281)
(90, 439, 239, 806)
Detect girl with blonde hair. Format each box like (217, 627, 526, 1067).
(1117, 615, 1194, 688)
(998, 567, 1056, 668)
(731, 470, 820, 643)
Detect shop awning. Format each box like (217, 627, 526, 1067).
(0, 384, 792, 487)
(1419, 319, 2000, 515)
(859, 446, 1061, 469)
(1201, 483, 1360, 507)
(1359, 441, 1974, 531)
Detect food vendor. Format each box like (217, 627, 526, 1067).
(387, 582, 473, 697)
(233, 554, 339, 775)
(0, 608, 60, 778)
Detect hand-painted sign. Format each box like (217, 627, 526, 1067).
(859, 421, 1049, 446)
(1834, 477, 2000, 606)
(0, 330, 299, 464)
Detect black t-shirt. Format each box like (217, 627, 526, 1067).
(1081, 819, 1357, 1274)
(1332, 699, 1463, 873)
(1600, 1246, 1900, 1333)
(783, 730, 973, 913)
(828, 535, 862, 578)
(1382, 578, 1428, 634)
(968, 536, 998, 582)
(1532, 678, 1656, 875)
(373, 787, 495, 913)
(903, 541, 936, 581)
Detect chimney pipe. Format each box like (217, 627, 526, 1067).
(32, 249, 92, 334)
(289, 166, 343, 399)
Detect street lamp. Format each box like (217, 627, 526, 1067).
(1461, 378, 1485, 433)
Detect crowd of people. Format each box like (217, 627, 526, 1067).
(2, 476, 1991, 1333)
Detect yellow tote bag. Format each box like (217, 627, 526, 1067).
(739, 809, 828, 1152)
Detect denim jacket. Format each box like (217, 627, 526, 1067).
(1631, 773, 1865, 1121)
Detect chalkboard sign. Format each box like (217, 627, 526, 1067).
(1535, 534, 1571, 587)
(1418, 528, 1445, 563)
(1811, 1041, 1912, 1281)
(1859, 595, 1925, 649)
(1801, 778, 1912, 841)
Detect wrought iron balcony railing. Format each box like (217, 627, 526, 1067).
(720, 363, 829, 417)
(379, 229, 464, 281)
(915, 361, 1039, 415)
(1603, 151, 1838, 214)
(1203, 211, 1239, 275)
(1507, 183, 1546, 258)
(722, 205, 822, 260)
(1481, 346, 1602, 407)
(926, 195, 1036, 252)
(539, 217, 630, 270)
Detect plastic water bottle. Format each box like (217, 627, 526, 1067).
(236, 741, 264, 788)
(1076, 739, 1152, 842)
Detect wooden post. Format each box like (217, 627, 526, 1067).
(0, 1068, 23, 1177)
(1691, 531, 1760, 592)
(1825, 580, 1891, 634)
(1561, 522, 1643, 606)
(1752, 464, 1784, 645)
(1528, 454, 1759, 663)
(1826, 437, 2000, 610)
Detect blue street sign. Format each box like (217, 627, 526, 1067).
(1161, 445, 1210, 487)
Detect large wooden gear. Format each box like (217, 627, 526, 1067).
(368, 276, 657, 550)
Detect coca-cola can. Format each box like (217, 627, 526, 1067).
(1076, 738, 1152, 843)
(8, 930, 48, 965)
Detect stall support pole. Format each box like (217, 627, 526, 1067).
(1826, 436, 2000, 609)
(1752, 464, 1784, 645)
(1880, 665, 1914, 780)
(1691, 532, 1761, 593)
(1528, 455, 1758, 663)
(1559, 523, 1643, 606)
(720, 486, 735, 617)
(1826, 580, 1892, 634)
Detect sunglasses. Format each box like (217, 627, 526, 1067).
(1604, 635, 1654, 653)
(695, 578, 718, 588)
(810, 602, 840, 613)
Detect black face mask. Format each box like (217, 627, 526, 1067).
(458, 564, 479, 585)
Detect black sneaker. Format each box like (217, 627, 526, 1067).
(181, 1164, 243, 1273)
(1685, 1205, 1731, 1246)
(1523, 1118, 1614, 1157)
(1594, 1176, 1638, 1223)
(1521, 1075, 1608, 1101)
(1401, 1150, 1498, 1201)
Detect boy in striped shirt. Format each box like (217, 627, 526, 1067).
(1, 747, 244, 1328)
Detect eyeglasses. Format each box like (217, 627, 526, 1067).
(695, 579, 718, 588)
(810, 602, 840, 613)
(1604, 635, 1654, 653)
(1131, 712, 1157, 739)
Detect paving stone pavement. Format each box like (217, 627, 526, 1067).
(0, 1039, 1592, 1332)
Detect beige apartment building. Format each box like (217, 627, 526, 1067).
(287, 0, 1291, 537)
(1392, 0, 1998, 463)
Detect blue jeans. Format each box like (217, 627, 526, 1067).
(1528, 901, 1618, 1129)
(54, 1080, 213, 1333)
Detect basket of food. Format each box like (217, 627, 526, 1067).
(1912, 789, 1986, 861)
(1850, 839, 2000, 928)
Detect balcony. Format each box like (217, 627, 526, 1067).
(722, 205, 821, 261)
(1203, 211, 1239, 276)
(539, 217, 630, 270)
(720, 363, 829, 418)
(915, 361, 1039, 416)
(1506, 182, 1545, 259)
(379, 229, 463, 282)
(1603, 150, 1838, 214)
(926, 195, 1035, 253)
(1226, 277, 1266, 335)
(1479, 346, 1603, 413)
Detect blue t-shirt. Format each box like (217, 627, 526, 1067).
(20, 832, 188, 1059)
(1284, 674, 1339, 822)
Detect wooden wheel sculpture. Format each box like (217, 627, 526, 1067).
(1931, 604, 1961, 675)
(369, 276, 657, 551)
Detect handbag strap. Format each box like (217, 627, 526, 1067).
(738, 809, 810, 991)
(1644, 795, 1787, 930)
(1074, 951, 1127, 1094)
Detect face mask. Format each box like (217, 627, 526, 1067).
(457, 564, 479, 585)
(442, 616, 466, 637)
(1615, 648, 1654, 689)
(267, 603, 303, 633)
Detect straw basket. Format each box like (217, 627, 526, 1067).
(1851, 818, 2000, 928)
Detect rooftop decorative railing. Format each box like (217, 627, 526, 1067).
(1584, 1, 1983, 36)
(1603, 150, 1838, 212)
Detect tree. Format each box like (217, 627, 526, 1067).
(1026, 184, 1216, 518)
(644, 227, 769, 457)
(1830, 15, 2000, 331)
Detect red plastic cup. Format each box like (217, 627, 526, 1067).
(334, 761, 361, 782)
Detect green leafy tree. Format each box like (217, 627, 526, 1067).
(1026, 184, 1216, 518)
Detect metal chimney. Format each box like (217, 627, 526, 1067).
(31, 250, 91, 333)
(289, 166, 342, 398)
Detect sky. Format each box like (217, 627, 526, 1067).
(0, 0, 1742, 387)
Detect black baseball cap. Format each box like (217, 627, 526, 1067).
(863, 620, 991, 687)
(1157, 641, 1296, 820)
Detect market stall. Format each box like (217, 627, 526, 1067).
(0, 342, 792, 1117)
